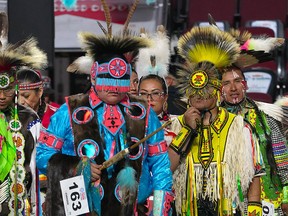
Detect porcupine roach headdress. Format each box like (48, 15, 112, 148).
(177, 26, 240, 100)
(135, 25, 170, 79)
(67, 0, 149, 93)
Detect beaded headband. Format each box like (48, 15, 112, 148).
(19, 81, 43, 90)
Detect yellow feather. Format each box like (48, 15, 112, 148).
(187, 44, 231, 68)
(178, 26, 240, 68)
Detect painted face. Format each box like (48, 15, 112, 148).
(129, 71, 139, 96)
(0, 85, 15, 110)
(19, 88, 43, 112)
(138, 78, 167, 115)
(188, 87, 217, 111)
(221, 68, 246, 104)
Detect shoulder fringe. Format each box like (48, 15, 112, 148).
(173, 160, 187, 215)
(172, 117, 187, 215)
(223, 115, 254, 212)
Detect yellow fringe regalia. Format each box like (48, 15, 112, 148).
(171, 26, 261, 216)
(172, 109, 255, 215)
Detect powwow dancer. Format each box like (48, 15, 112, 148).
(168, 26, 264, 216)
(0, 12, 47, 216)
(36, 1, 173, 215)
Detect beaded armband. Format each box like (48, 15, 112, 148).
(39, 129, 64, 150)
(247, 202, 262, 216)
(283, 186, 288, 204)
(170, 125, 197, 155)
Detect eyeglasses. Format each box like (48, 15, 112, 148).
(0, 87, 15, 97)
(139, 92, 165, 100)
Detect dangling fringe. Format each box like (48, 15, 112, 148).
(95, 78, 130, 93)
(173, 162, 188, 215)
(223, 115, 254, 213)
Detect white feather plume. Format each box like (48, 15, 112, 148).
(0, 12, 8, 48)
(136, 25, 170, 78)
(67, 56, 94, 74)
(243, 37, 284, 53)
(256, 101, 284, 122)
(274, 96, 288, 128)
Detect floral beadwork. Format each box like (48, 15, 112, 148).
(8, 132, 26, 215)
(0, 73, 11, 88)
(9, 119, 22, 132)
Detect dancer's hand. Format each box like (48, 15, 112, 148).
(90, 163, 102, 182)
(183, 106, 201, 129)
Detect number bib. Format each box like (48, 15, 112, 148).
(262, 200, 274, 216)
(60, 175, 89, 216)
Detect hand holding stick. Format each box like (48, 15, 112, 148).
(100, 120, 172, 170)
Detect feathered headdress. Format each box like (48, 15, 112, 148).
(228, 28, 284, 68)
(135, 25, 170, 78)
(0, 12, 47, 89)
(177, 26, 240, 99)
(66, 0, 149, 93)
(207, 14, 285, 68)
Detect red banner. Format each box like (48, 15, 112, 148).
(54, 0, 129, 24)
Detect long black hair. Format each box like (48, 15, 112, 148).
(17, 68, 46, 120)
